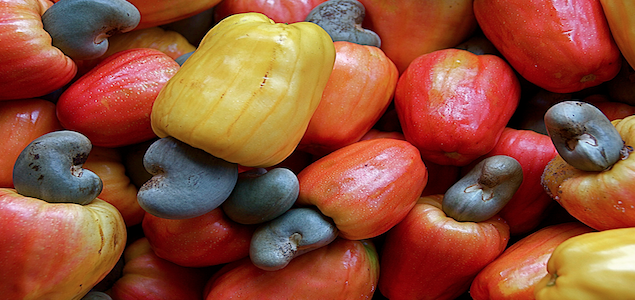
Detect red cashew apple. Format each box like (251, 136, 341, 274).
(126, 0, 223, 29)
(108, 237, 212, 300)
(203, 238, 379, 299)
(395, 48, 521, 166)
(359, 0, 477, 73)
(142, 208, 255, 268)
(0, 0, 76, 100)
(467, 127, 559, 235)
(0, 189, 126, 300)
(296, 138, 428, 240)
(299, 41, 398, 156)
(378, 194, 510, 300)
(474, 0, 621, 93)
(470, 222, 594, 300)
(56, 48, 180, 148)
(0, 98, 62, 188)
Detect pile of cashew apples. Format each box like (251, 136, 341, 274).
(3, 0, 635, 299)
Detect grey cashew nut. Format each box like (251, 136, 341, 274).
(305, 0, 381, 47)
(42, 0, 141, 60)
(175, 51, 194, 66)
(544, 100, 625, 171)
(442, 155, 523, 222)
(137, 137, 238, 220)
(222, 167, 299, 225)
(250, 207, 338, 271)
(13, 130, 103, 205)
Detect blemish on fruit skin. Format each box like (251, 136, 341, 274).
(580, 74, 596, 83)
(100, 99, 110, 110)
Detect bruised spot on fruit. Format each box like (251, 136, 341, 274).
(580, 74, 597, 82)
(445, 152, 462, 160)
(540, 155, 579, 201)
(100, 99, 110, 110)
(260, 72, 270, 88)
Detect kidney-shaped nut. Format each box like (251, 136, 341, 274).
(41, 0, 141, 60)
(544, 100, 625, 171)
(222, 167, 299, 225)
(442, 155, 523, 222)
(13, 130, 103, 205)
(250, 207, 338, 271)
(137, 137, 238, 220)
(305, 0, 381, 47)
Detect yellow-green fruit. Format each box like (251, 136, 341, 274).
(151, 12, 336, 167)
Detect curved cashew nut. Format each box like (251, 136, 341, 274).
(41, 0, 141, 60)
(13, 130, 103, 205)
(442, 155, 523, 222)
(222, 167, 299, 225)
(544, 100, 625, 171)
(137, 137, 238, 219)
(249, 207, 338, 271)
(305, 0, 381, 47)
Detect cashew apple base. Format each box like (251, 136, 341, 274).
(541, 115, 635, 231)
(0, 188, 126, 300)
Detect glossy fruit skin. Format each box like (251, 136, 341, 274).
(584, 94, 635, 121)
(151, 12, 335, 168)
(541, 115, 635, 231)
(359, 0, 477, 73)
(100, 27, 196, 61)
(0, 0, 76, 100)
(470, 222, 594, 300)
(296, 138, 428, 240)
(126, 0, 223, 29)
(56, 48, 179, 148)
(204, 238, 379, 300)
(0, 99, 62, 188)
(0, 188, 126, 300)
(141, 208, 255, 267)
(395, 48, 521, 166)
(378, 194, 510, 300)
(600, 0, 635, 70)
(108, 237, 211, 300)
(534, 226, 635, 300)
(471, 127, 559, 235)
(299, 41, 399, 156)
(474, 0, 621, 93)
(76, 26, 196, 76)
(214, 0, 327, 23)
(83, 146, 144, 227)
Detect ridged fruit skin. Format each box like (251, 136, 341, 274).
(296, 138, 428, 240)
(0, 189, 126, 300)
(474, 0, 621, 93)
(151, 12, 336, 168)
